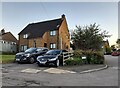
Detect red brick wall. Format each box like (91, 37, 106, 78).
(19, 17, 70, 51)
(59, 18, 70, 50)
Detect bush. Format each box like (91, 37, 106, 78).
(65, 57, 83, 66)
(73, 50, 104, 64)
(73, 50, 83, 58)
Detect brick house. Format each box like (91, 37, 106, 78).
(18, 14, 70, 51)
(0, 29, 18, 53)
(103, 39, 111, 54)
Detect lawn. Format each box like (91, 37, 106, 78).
(0, 55, 15, 64)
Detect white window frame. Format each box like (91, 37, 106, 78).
(50, 43, 56, 49)
(21, 45, 28, 51)
(50, 30, 56, 36)
(23, 34, 28, 38)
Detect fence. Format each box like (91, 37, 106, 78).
(62, 52, 73, 65)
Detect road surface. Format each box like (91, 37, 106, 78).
(2, 55, 118, 86)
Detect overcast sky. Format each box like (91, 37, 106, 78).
(2, 2, 118, 46)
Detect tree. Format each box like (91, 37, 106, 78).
(70, 42, 76, 50)
(111, 45, 116, 51)
(116, 39, 120, 48)
(71, 23, 110, 51)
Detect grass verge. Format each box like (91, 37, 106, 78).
(0, 55, 15, 64)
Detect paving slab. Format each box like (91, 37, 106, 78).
(21, 68, 41, 73)
(43, 68, 76, 74)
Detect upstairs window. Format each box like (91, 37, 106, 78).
(23, 34, 28, 38)
(50, 30, 56, 36)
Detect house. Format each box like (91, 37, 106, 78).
(0, 29, 18, 53)
(18, 14, 70, 51)
(103, 39, 111, 54)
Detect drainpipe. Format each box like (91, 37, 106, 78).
(34, 39, 36, 48)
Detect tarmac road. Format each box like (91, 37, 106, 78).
(2, 55, 118, 86)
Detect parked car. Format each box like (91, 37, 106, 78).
(111, 51, 120, 56)
(15, 47, 48, 63)
(36, 50, 68, 67)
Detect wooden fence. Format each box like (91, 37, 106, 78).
(62, 52, 73, 65)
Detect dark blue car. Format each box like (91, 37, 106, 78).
(36, 50, 68, 67)
(15, 47, 48, 64)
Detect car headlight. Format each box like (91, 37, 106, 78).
(49, 57, 57, 61)
(25, 53, 30, 57)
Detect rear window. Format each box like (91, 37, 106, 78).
(25, 48, 36, 53)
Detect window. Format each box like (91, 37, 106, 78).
(11, 42, 16, 45)
(23, 34, 28, 38)
(2, 41, 5, 43)
(50, 30, 56, 36)
(50, 43, 56, 49)
(42, 49, 48, 52)
(21, 45, 28, 52)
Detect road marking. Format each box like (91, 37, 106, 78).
(21, 68, 41, 73)
(43, 68, 76, 74)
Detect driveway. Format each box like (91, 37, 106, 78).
(2, 55, 118, 86)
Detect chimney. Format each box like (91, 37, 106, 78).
(1, 29, 5, 34)
(61, 14, 65, 20)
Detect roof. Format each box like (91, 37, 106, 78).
(1, 32, 18, 43)
(18, 18, 63, 38)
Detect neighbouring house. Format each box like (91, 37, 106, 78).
(0, 29, 18, 53)
(103, 39, 111, 54)
(18, 14, 70, 52)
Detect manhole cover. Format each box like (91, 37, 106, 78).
(21, 68, 41, 73)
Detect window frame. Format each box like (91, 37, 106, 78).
(50, 43, 56, 49)
(50, 30, 56, 36)
(21, 45, 28, 52)
(23, 34, 28, 39)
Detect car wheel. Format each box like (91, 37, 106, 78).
(55, 59, 59, 67)
(29, 57, 35, 64)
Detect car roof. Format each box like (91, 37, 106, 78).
(37, 47, 48, 49)
(49, 49, 68, 52)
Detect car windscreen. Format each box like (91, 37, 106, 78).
(25, 48, 36, 53)
(46, 50, 61, 55)
(36, 48, 42, 52)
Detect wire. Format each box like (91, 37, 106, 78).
(40, 2, 51, 19)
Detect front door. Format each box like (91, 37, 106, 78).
(44, 43, 47, 47)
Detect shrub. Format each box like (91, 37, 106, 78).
(73, 50, 83, 58)
(73, 50, 104, 64)
(65, 57, 83, 66)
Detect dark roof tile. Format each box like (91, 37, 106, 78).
(18, 18, 63, 38)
